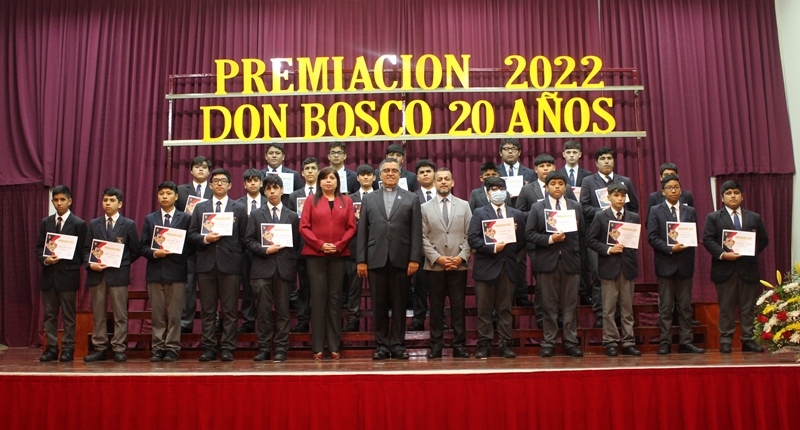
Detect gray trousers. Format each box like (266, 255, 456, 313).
(41, 289, 76, 351)
(536, 261, 580, 348)
(197, 266, 240, 351)
(715, 272, 760, 344)
(475, 270, 514, 346)
(601, 272, 635, 348)
(90, 280, 128, 352)
(657, 274, 693, 345)
(251, 276, 291, 352)
(147, 281, 185, 353)
(307, 256, 345, 353)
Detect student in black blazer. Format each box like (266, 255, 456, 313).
(356, 158, 423, 360)
(525, 171, 585, 358)
(140, 181, 193, 362)
(646, 175, 704, 354)
(83, 187, 141, 363)
(560, 140, 593, 188)
(326, 142, 359, 195)
(261, 142, 304, 205)
(189, 168, 248, 362)
(587, 182, 641, 357)
(35, 185, 88, 362)
(343, 164, 375, 332)
(235, 169, 268, 334)
(646, 163, 695, 210)
(245, 174, 300, 362)
(702, 180, 769, 353)
(497, 138, 536, 186)
(467, 177, 525, 359)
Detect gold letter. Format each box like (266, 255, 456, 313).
(592, 97, 616, 133)
(416, 54, 442, 90)
(261, 103, 288, 139)
(270, 58, 294, 93)
(297, 57, 329, 93)
(302, 103, 326, 138)
(348, 56, 375, 91)
(328, 102, 355, 138)
(241, 59, 268, 94)
(374, 55, 398, 90)
(536, 92, 562, 134)
(400, 54, 414, 90)
(505, 99, 533, 134)
(331, 57, 345, 92)
(563, 97, 590, 134)
(444, 54, 470, 89)
(380, 100, 403, 137)
(355, 100, 379, 137)
(214, 60, 239, 95)
(233, 104, 260, 140)
(201, 106, 232, 141)
(405, 100, 432, 136)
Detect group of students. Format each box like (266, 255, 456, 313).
(35, 138, 769, 363)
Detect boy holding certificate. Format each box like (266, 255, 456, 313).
(35, 185, 88, 362)
(702, 180, 769, 353)
(83, 187, 141, 362)
(646, 175, 704, 354)
(140, 181, 192, 362)
(587, 182, 641, 357)
(245, 174, 300, 362)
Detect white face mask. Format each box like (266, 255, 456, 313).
(489, 190, 507, 205)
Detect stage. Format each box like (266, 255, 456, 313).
(3, 347, 798, 430)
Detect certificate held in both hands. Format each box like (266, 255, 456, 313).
(482, 218, 516, 245)
(43, 233, 78, 259)
(201, 212, 234, 236)
(89, 239, 124, 268)
(722, 229, 756, 256)
(607, 221, 641, 249)
(544, 209, 578, 233)
(150, 226, 186, 253)
(261, 224, 293, 247)
(666, 222, 697, 247)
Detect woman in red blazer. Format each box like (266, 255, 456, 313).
(300, 167, 357, 360)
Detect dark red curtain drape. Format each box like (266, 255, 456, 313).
(0, 0, 793, 346)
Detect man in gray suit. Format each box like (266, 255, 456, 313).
(357, 158, 423, 360)
(421, 168, 472, 359)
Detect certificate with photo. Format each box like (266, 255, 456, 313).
(353, 202, 362, 220)
(89, 239, 124, 268)
(721, 229, 756, 256)
(666, 222, 697, 247)
(606, 221, 641, 249)
(43, 233, 78, 259)
(184, 196, 207, 216)
(261, 223, 293, 247)
(482, 218, 516, 245)
(544, 209, 578, 233)
(201, 212, 234, 236)
(150, 226, 187, 253)
(594, 187, 630, 209)
(266, 172, 295, 194)
(502, 176, 524, 198)
(296, 197, 306, 218)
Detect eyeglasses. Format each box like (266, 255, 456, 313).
(501, 147, 519, 152)
(210, 179, 230, 185)
(328, 151, 345, 156)
(381, 168, 401, 174)
(488, 187, 507, 192)
(664, 186, 681, 192)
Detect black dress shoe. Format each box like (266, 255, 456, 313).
(539, 346, 555, 358)
(621, 346, 642, 356)
(474, 345, 490, 359)
(719, 343, 732, 354)
(678, 344, 706, 354)
(83, 350, 108, 362)
(150, 350, 165, 362)
(392, 350, 410, 360)
(59, 349, 74, 362)
(198, 350, 216, 362)
(741, 340, 765, 353)
(290, 322, 309, 333)
(515, 297, 534, 307)
(163, 351, 179, 362)
(499, 345, 517, 359)
(39, 348, 59, 362)
(580, 296, 593, 306)
(427, 347, 442, 359)
(343, 321, 360, 332)
(593, 319, 603, 328)
(113, 352, 127, 363)
(407, 321, 425, 331)
(220, 349, 234, 361)
(452, 347, 470, 358)
(657, 344, 671, 355)
(565, 346, 584, 357)
(605, 346, 619, 357)
(181, 326, 192, 334)
(273, 351, 287, 362)
(253, 350, 271, 361)
(237, 323, 255, 333)
(372, 350, 390, 360)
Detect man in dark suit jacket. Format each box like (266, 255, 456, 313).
(587, 182, 641, 357)
(524, 171, 584, 358)
(561, 140, 593, 189)
(235, 169, 268, 334)
(646, 163, 695, 209)
(326, 142, 359, 195)
(646, 175, 704, 354)
(35, 185, 87, 362)
(497, 138, 536, 186)
(343, 164, 375, 332)
(189, 168, 248, 362)
(373, 143, 419, 192)
(140, 181, 193, 362)
(245, 174, 300, 362)
(357, 158, 423, 360)
(83, 187, 141, 363)
(261, 142, 304, 205)
(467, 176, 526, 359)
(702, 180, 769, 354)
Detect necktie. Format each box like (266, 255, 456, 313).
(272, 207, 280, 223)
(509, 166, 514, 177)
(556, 199, 561, 210)
(272, 168, 278, 173)
(308, 187, 313, 197)
(106, 217, 113, 235)
(616, 211, 623, 221)
(542, 186, 548, 199)
(195, 184, 202, 197)
(569, 169, 575, 187)
(733, 211, 741, 230)
(496, 207, 503, 219)
(164, 214, 171, 227)
(670, 206, 677, 222)
(250, 199, 257, 215)
(215, 201, 222, 213)
(605, 175, 612, 184)
(56, 216, 63, 232)
(426, 190, 432, 201)
(442, 197, 449, 225)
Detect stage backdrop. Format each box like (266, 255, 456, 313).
(0, 0, 793, 347)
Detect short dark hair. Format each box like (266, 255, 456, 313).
(328, 141, 347, 153)
(534, 153, 556, 166)
(594, 147, 616, 161)
(607, 182, 628, 195)
(243, 168, 263, 182)
(51, 185, 72, 199)
(157, 181, 178, 193)
(563, 140, 582, 151)
(499, 138, 521, 152)
(483, 176, 507, 191)
(103, 187, 124, 202)
(659, 162, 679, 176)
(264, 142, 285, 154)
(544, 171, 569, 186)
(191, 156, 211, 169)
(720, 180, 742, 195)
(302, 157, 319, 169)
(262, 173, 284, 195)
(386, 143, 405, 156)
(415, 159, 436, 174)
(356, 164, 375, 175)
(480, 162, 499, 175)
(660, 174, 680, 189)
(210, 168, 231, 183)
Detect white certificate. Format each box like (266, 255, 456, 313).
(398, 177, 408, 191)
(184, 196, 207, 216)
(482, 218, 516, 245)
(151, 226, 186, 253)
(722, 229, 756, 256)
(261, 223, 293, 247)
(296, 197, 307, 218)
(607, 221, 641, 249)
(353, 202, 362, 221)
(201, 212, 234, 236)
(266, 172, 295, 194)
(43, 233, 78, 259)
(594, 187, 630, 209)
(502, 176, 524, 198)
(544, 209, 578, 233)
(571, 186, 582, 202)
(666, 222, 697, 247)
(89, 239, 124, 268)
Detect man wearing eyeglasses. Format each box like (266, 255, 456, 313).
(327, 142, 359, 195)
(497, 138, 536, 191)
